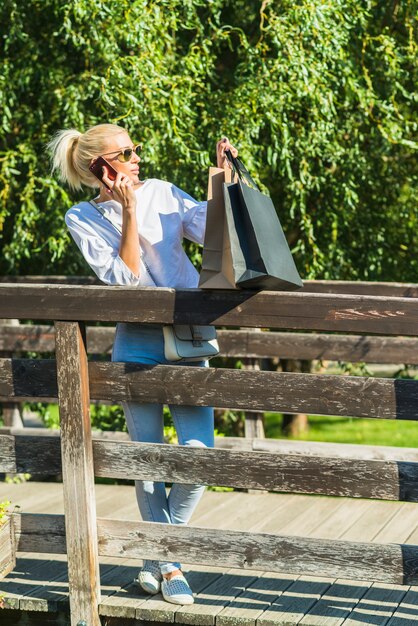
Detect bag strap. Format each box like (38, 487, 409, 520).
(88, 199, 157, 285)
(225, 150, 259, 191)
(89, 199, 122, 235)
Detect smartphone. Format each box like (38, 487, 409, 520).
(89, 156, 118, 190)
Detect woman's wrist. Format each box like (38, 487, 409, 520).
(123, 202, 137, 215)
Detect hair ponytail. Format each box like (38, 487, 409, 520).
(47, 123, 127, 191)
(47, 129, 84, 191)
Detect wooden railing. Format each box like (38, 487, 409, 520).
(1, 282, 418, 625)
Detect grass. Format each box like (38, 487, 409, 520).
(264, 412, 418, 447)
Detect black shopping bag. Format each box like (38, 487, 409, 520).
(222, 152, 303, 291)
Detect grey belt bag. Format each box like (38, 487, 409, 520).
(89, 199, 219, 362)
(163, 324, 219, 362)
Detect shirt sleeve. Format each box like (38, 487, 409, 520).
(65, 209, 144, 286)
(172, 185, 208, 245)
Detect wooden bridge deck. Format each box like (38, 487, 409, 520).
(1, 481, 418, 625)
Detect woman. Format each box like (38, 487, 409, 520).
(47, 124, 238, 606)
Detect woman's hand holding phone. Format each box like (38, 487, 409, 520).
(90, 156, 136, 212)
(102, 168, 137, 212)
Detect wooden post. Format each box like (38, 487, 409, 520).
(55, 321, 100, 626)
(0, 319, 24, 428)
(242, 328, 265, 440)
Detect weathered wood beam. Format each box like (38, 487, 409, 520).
(13, 513, 418, 585)
(4, 324, 418, 365)
(2, 277, 418, 297)
(1, 285, 418, 335)
(55, 322, 101, 626)
(302, 280, 418, 298)
(2, 435, 418, 501)
(92, 440, 418, 501)
(1, 359, 418, 419)
(219, 330, 418, 364)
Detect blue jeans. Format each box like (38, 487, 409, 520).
(112, 322, 215, 574)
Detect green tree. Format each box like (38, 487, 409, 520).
(0, 0, 416, 279)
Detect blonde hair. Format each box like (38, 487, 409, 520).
(47, 123, 127, 191)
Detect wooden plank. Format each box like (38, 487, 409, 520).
(253, 439, 418, 462)
(2, 277, 418, 298)
(216, 572, 297, 626)
(386, 586, 418, 625)
(341, 582, 408, 626)
(2, 285, 418, 336)
(276, 498, 347, 538)
(248, 495, 315, 534)
(0, 434, 17, 473)
(218, 330, 418, 364)
(95, 520, 418, 586)
(0, 516, 16, 580)
(0, 318, 24, 430)
(18, 559, 68, 612)
(0, 323, 115, 355)
(308, 499, 373, 541)
(176, 570, 263, 625)
(0, 275, 99, 285)
(92, 440, 418, 501)
(196, 493, 280, 531)
(257, 576, 335, 626)
(99, 579, 147, 618)
(373, 503, 418, 545)
(0, 557, 54, 609)
(4, 324, 418, 366)
(14, 514, 418, 585)
(4, 434, 418, 502)
(242, 353, 265, 440)
(3, 358, 418, 420)
(302, 280, 418, 298)
(98, 563, 147, 619)
(299, 579, 371, 625)
(339, 500, 400, 543)
(54, 321, 101, 626)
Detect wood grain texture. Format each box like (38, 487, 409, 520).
(218, 330, 418, 364)
(0, 556, 54, 610)
(54, 321, 101, 626)
(2, 358, 418, 419)
(12, 513, 418, 585)
(302, 280, 418, 298)
(3, 324, 418, 366)
(298, 578, 371, 625)
(257, 576, 335, 626)
(0, 517, 16, 580)
(91, 440, 418, 502)
(0, 434, 17, 473)
(1, 285, 418, 335)
(2, 276, 418, 297)
(0, 323, 115, 355)
(3, 435, 418, 501)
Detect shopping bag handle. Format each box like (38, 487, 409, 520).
(225, 150, 259, 190)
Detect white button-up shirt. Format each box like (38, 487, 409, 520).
(65, 178, 207, 288)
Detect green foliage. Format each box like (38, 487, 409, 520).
(0, 0, 417, 279)
(0, 500, 11, 526)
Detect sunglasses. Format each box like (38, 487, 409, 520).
(101, 144, 142, 163)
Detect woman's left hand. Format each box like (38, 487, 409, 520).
(216, 137, 238, 168)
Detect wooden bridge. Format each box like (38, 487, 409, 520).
(1, 279, 418, 625)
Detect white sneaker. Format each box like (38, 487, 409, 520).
(161, 574, 194, 605)
(136, 560, 162, 595)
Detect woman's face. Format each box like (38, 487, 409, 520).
(98, 132, 141, 186)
